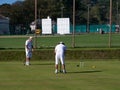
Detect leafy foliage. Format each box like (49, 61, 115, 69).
(0, 49, 120, 61)
(0, 0, 119, 25)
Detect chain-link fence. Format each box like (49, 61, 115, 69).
(8, 24, 119, 35)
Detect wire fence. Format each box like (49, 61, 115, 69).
(0, 33, 120, 49)
(8, 24, 119, 35)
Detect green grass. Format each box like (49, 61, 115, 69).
(0, 60, 120, 90)
(0, 34, 120, 49)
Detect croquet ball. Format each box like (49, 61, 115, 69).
(77, 65, 79, 67)
(92, 65, 96, 68)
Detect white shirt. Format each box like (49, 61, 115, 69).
(25, 39, 33, 52)
(55, 43, 66, 55)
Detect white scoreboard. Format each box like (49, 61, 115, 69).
(57, 18, 70, 35)
(42, 19, 52, 34)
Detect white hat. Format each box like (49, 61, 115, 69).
(60, 41, 64, 44)
(29, 36, 33, 39)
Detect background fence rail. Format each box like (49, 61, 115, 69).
(0, 33, 120, 49)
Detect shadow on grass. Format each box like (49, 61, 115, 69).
(32, 63, 54, 66)
(67, 70, 102, 74)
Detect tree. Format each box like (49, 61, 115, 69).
(0, 0, 119, 26)
(0, 4, 11, 17)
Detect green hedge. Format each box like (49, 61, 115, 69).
(0, 49, 120, 61)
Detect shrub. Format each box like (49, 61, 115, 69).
(0, 49, 120, 61)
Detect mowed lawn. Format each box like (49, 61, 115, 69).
(0, 60, 120, 90)
(0, 34, 120, 48)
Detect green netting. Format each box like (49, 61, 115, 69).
(90, 24, 116, 33)
(9, 24, 116, 35)
(69, 24, 116, 33)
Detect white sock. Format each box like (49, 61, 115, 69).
(55, 69, 58, 73)
(26, 61, 29, 65)
(55, 69, 58, 72)
(63, 69, 66, 73)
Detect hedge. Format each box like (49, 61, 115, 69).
(0, 49, 120, 61)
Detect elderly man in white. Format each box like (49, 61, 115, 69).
(25, 36, 34, 66)
(54, 42, 67, 74)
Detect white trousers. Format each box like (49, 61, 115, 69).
(55, 53, 65, 65)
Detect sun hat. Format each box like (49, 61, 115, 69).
(60, 41, 63, 44)
(29, 36, 33, 39)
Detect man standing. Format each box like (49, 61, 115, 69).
(54, 42, 67, 74)
(25, 36, 34, 66)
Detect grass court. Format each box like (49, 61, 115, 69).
(0, 34, 120, 90)
(0, 60, 120, 90)
(0, 34, 120, 49)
